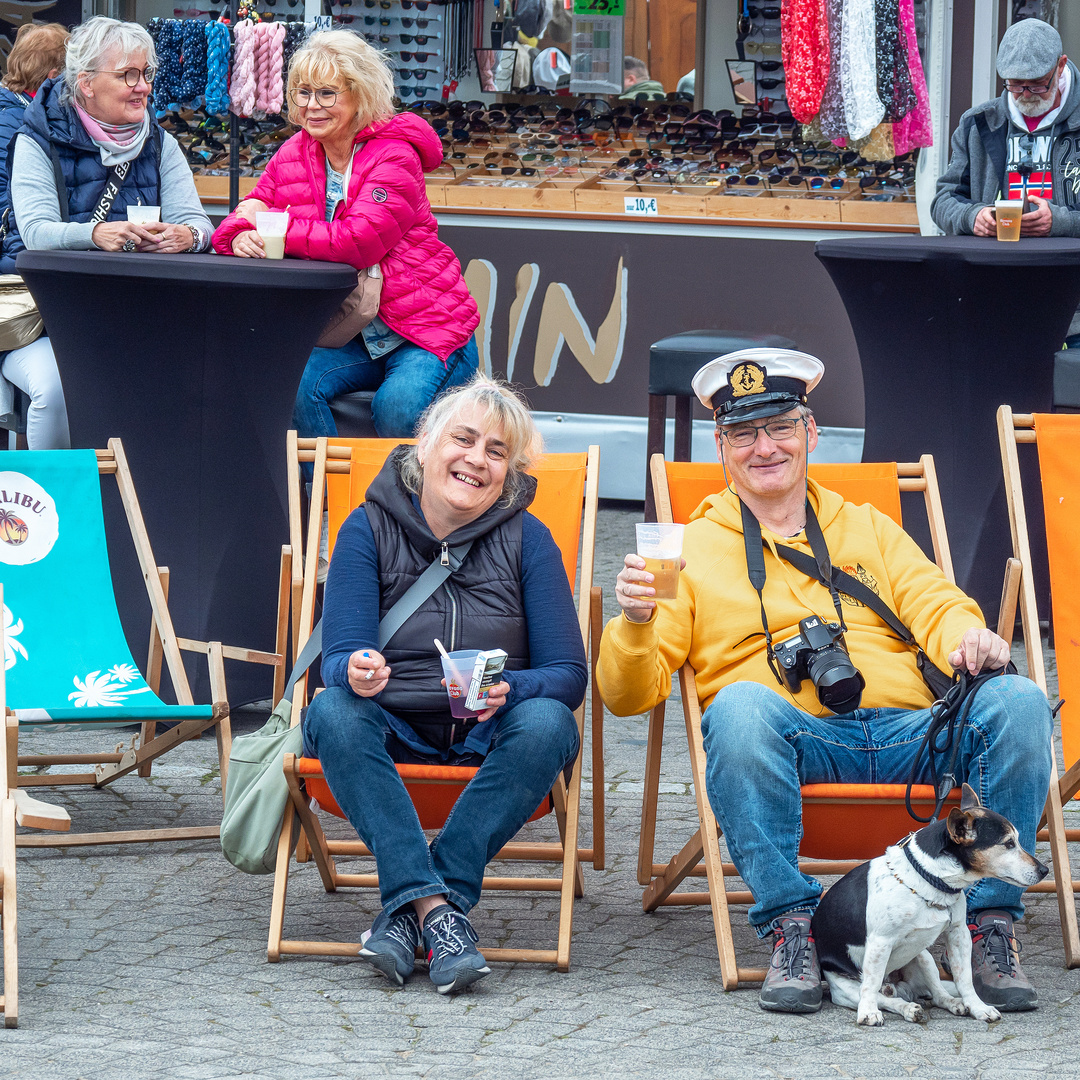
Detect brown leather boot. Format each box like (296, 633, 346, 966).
(968, 909, 1038, 1011)
(759, 913, 823, 1013)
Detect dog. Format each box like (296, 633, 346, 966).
(811, 783, 1048, 1026)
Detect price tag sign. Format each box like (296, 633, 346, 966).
(573, 0, 625, 16)
(313, 14, 332, 30)
(624, 196, 658, 216)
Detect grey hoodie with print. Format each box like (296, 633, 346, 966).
(931, 58, 1080, 236)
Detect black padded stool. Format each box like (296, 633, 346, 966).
(1054, 349, 1080, 412)
(329, 390, 378, 438)
(646, 329, 797, 519)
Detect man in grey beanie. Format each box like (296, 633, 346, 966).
(932, 18, 1080, 238)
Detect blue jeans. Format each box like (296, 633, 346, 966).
(302, 687, 580, 915)
(699, 677, 1053, 936)
(292, 334, 479, 441)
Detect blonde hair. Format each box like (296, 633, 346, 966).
(402, 373, 543, 508)
(2, 23, 69, 95)
(286, 30, 395, 130)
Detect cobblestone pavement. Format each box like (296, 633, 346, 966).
(5, 507, 1079, 1079)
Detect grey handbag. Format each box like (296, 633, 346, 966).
(315, 264, 383, 349)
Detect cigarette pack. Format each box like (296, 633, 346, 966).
(465, 649, 508, 711)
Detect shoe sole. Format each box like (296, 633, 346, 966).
(434, 964, 492, 995)
(759, 992, 822, 1014)
(358, 946, 410, 987)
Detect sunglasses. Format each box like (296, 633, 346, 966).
(400, 15, 429, 26)
(399, 50, 432, 61)
(398, 68, 435, 79)
(402, 0, 429, 7)
(399, 33, 430, 43)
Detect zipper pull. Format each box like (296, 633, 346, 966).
(441, 541, 449, 567)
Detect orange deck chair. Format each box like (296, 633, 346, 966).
(637, 453, 979, 990)
(267, 435, 602, 971)
(997, 405, 1080, 967)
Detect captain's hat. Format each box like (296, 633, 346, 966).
(691, 348, 825, 424)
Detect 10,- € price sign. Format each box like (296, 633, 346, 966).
(624, 196, 658, 216)
(573, 0, 626, 15)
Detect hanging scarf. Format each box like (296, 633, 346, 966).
(74, 101, 152, 166)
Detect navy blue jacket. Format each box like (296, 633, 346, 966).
(6, 77, 163, 258)
(0, 85, 31, 273)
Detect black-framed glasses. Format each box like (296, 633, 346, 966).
(93, 66, 156, 87)
(720, 417, 804, 447)
(290, 87, 339, 107)
(1005, 71, 1057, 96)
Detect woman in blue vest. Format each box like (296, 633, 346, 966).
(303, 373, 586, 995)
(9, 16, 211, 257)
(0, 23, 69, 449)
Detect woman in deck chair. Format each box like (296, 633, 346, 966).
(303, 373, 586, 994)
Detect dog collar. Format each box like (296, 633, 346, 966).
(900, 836, 962, 896)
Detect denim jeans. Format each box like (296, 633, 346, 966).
(292, 334, 479, 441)
(302, 687, 580, 915)
(699, 677, 1053, 936)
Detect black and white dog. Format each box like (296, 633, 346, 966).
(811, 784, 1047, 1026)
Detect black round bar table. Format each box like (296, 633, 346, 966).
(815, 235, 1080, 618)
(18, 250, 357, 703)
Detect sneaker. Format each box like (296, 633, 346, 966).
(358, 906, 422, 986)
(759, 913, 823, 1013)
(421, 904, 491, 995)
(968, 909, 1038, 1011)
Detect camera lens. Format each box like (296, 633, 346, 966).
(806, 648, 864, 713)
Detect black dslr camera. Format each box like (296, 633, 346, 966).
(772, 616, 865, 713)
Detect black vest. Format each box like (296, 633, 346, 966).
(363, 448, 532, 734)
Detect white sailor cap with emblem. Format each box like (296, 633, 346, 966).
(691, 348, 825, 425)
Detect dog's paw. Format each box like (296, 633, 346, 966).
(900, 1002, 927, 1024)
(968, 1003, 1001, 1023)
(940, 995, 968, 1016)
(857, 1008, 884, 1027)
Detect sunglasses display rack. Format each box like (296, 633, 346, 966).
(413, 99, 919, 226)
(327, 0, 447, 102)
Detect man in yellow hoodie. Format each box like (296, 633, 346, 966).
(598, 349, 1052, 1015)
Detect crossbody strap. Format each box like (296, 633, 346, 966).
(279, 539, 474, 702)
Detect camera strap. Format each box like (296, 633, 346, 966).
(741, 498, 850, 691)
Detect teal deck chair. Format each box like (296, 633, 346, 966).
(0, 440, 282, 849)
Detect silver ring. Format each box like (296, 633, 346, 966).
(122, 239, 137, 252)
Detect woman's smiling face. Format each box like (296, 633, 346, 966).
(419, 403, 510, 533)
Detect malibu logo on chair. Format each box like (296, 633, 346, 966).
(0, 472, 58, 565)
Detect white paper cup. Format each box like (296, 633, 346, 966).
(255, 211, 289, 260)
(126, 205, 161, 224)
(635, 522, 685, 600)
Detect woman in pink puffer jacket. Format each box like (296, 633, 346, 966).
(212, 30, 479, 440)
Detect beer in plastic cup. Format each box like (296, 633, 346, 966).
(995, 199, 1023, 241)
(441, 649, 482, 718)
(255, 211, 289, 259)
(635, 522, 685, 600)
(126, 205, 161, 224)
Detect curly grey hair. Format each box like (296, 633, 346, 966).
(65, 16, 157, 102)
(400, 373, 542, 509)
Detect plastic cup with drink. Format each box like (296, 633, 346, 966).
(439, 648, 482, 718)
(635, 522, 685, 600)
(255, 211, 289, 260)
(126, 205, 161, 225)
(994, 199, 1024, 241)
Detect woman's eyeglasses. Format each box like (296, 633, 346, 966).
(94, 66, 156, 87)
(290, 87, 339, 107)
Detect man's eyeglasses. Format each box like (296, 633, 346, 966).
(290, 87, 339, 107)
(93, 66, 156, 87)
(1004, 66, 1058, 96)
(720, 417, 804, 447)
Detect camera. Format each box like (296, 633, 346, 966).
(772, 616, 865, 713)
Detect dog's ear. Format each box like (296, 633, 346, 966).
(947, 807, 977, 846)
(960, 783, 982, 811)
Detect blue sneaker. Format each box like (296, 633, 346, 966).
(421, 904, 491, 995)
(358, 906, 422, 986)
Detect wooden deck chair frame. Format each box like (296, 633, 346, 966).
(267, 435, 602, 971)
(2, 584, 19, 1026)
(9, 440, 289, 849)
(996, 405, 1080, 967)
(636, 453, 988, 989)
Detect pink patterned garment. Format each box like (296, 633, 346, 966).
(893, 0, 933, 153)
(781, 0, 830, 125)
